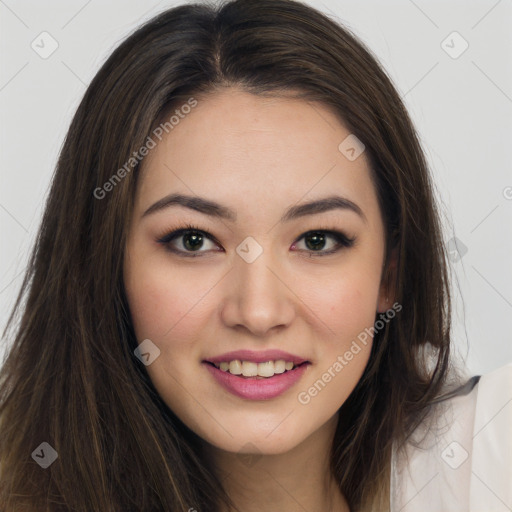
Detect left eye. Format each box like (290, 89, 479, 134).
(157, 227, 355, 257)
(291, 230, 354, 255)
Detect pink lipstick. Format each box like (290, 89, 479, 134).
(203, 349, 310, 400)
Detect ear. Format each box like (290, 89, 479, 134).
(377, 247, 398, 313)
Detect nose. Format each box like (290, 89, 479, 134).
(220, 249, 296, 337)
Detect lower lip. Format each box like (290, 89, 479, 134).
(203, 362, 310, 400)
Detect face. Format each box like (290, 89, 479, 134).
(123, 88, 391, 456)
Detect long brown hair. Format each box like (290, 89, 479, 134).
(0, 1, 457, 510)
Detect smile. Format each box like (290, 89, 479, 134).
(203, 361, 310, 400)
(212, 359, 298, 378)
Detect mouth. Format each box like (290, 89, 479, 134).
(202, 359, 311, 400)
(204, 360, 309, 378)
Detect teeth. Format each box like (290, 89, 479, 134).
(257, 361, 275, 377)
(229, 360, 242, 375)
(214, 359, 302, 378)
(242, 361, 258, 377)
(274, 360, 286, 374)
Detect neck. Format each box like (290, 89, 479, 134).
(205, 413, 350, 512)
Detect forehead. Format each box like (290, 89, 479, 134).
(136, 88, 380, 225)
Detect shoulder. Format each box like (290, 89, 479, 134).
(469, 363, 512, 510)
(390, 362, 512, 512)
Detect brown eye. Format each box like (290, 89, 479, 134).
(292, 230, 355, 256)
(304, 232, 328, 251)
(181, 231, 205, 251)
(157, 226, 221, 257)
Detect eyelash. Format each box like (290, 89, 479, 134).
(156, 223, 356, 258)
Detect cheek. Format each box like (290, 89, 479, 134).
(123, 253, 210, 406)
(125, 272, 179, 340)
(123, 250, 211, 343)
(294, 258, 381, 407)
(296, 281, 376, 415)
(305, 262, 382, 343)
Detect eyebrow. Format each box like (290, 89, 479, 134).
(141, 193, 367, 224)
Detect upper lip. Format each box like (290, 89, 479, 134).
(204, 349, 309, 365)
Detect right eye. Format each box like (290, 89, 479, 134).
(156, 224, 222, 257)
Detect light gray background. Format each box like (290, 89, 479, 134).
(1, 0, 511, 376)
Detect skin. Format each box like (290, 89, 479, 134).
(123, 88, 395, 511)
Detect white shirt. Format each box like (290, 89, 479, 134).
(390, 362, 512, 511)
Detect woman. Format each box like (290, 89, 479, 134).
(0, 0, 510, 510)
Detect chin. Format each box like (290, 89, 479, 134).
(210, 435, 302, 457)
(195, 416, 316, 457)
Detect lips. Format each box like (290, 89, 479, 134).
(202, 349, 311, 400)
